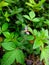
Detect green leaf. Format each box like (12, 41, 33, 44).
(1, 49, 24, 65)
(2, 23, 8, 31)
(33, 39, 43, 49)
(4, 12, 10, 22)
(4, 12, 9, 18)
(15, 49, 24, 64)
(33, 18, 40, 22)
(10, 33, 14, 39)
(40, 48, 45, 61)
(17, 8, 23, 13)
(1, 50, 16, 65)
(44, 20, 49, 26)
(23, 15, 30, 20)
(40, 29, 48, 39)
(3, 32, 10, 38)
(29, 11, 35, 19)
(2, 42, 16, 50)
(40, 46, 49, 65)
(29, 0, 36, 4)
(28, 27, 33, 34)
(0, 1, 9, 8)
(26, 35, 34, 40)
(33, 29, 38, 36)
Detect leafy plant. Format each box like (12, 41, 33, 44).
(26, 0, 46, 11)
(0, 0, 49, 65)
(32, 29, 49, 65)
(24, 11, 49, 28)
(1, 49, 24, 65)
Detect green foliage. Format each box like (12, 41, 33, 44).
(0, 1, 9, 10)
(1, 49, 24, 65)
(26, 0, 46, 11)
(24, 11, 49, 28)
(24, 11, 35, 20)
(0, 0, 49, 65)
(2, 23, 8, 31)
(40, 46, 49, 65)
(1, 50, 16, 65)
(15, 49, 24, 64)
(2, 42, 16, 50)
(33, 38, 43, 49)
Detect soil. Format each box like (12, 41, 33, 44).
(25, 55, 44, 65)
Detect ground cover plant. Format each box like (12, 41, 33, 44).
(0, 0, 49, 65)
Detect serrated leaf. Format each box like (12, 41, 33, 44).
(15, 49, 24, 64)
(2, 42, 16, 50)
(23, 15, 30, 20)
(1, 50, 16, 65)
(33, 39, 43, 49)
(2, 23, 8, 31)
(3, 32, 10, 38)
(29, 11, 35, 19)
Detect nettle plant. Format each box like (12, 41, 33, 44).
(1, 33, 25, 65)
(24, 11, 49, 28)
(1, 25, 49, 65)
(28, 26, 49, 65)
(0, 0, 49, 65)
(0, 23, 25, 65)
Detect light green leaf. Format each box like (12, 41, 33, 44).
(33, 29, 38, 36)
(23, 15, 30, 20)
(45, 29, 48, 38)
(4, 12, 9, 18)
(33, 39, 43, 49)
(3, 32, 10, 38)
(1, 50, 16, 65)
(28, 27, 33, 34)
(15, 49, 24, 64)
(29, 11, 35, 19)
(0, 1, 9, 8)
(2, 23, 8, 31)
(40, 46, 49, 65)
(41, 29, 48, 39)
(33, 18, 40, 22)
(2, 42, 16, 50)
(40, 48, 45, 61)
(4, 12, 10, 22)
(29, 0, 36, 4)
(26, 35, 34, 40)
